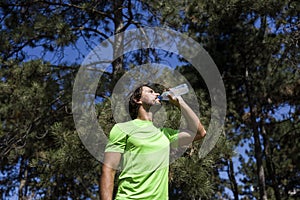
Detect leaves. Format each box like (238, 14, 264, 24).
(1, 0, 299, 199)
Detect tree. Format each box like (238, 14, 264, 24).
(0, 0, 152, 198)
(148, 0, 299, 199)
(1, 0, 231, 199)
(180, 0, 299, 199)
(2, 0, 298, 199)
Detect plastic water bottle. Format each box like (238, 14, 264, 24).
(158, 83, 189, 101)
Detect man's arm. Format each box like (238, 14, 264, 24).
(100, 152, 121, 200)
(169, 95, 206, 146)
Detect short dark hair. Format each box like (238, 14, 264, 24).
(128, 83, 162, 119)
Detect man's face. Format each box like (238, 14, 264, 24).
(139, 86, 161, 107)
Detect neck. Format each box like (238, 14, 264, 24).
(136, 106, 153, 121)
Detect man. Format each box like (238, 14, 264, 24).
(100, 84, 206, 200)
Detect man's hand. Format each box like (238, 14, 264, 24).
(167, 94, 183, 107)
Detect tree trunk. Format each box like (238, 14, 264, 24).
(253, 126, 268, 200)
(111, 0, 125, 87)
(245, 68, 268, 200)
(228, 158, 239, 200)
(261, 124, 281, 200)
(18, 158, 28, 200)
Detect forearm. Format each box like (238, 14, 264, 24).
(100, 165, 116, 200)
(179, 99, 206, 138)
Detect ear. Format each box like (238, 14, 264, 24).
(133, 97, 142, 105)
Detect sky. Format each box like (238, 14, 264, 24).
(4, 9, 296, 199)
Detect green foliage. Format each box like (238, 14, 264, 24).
(169, 134, 233, 200)
(156, 0, 300, 199)
(1, 0, 299, 199)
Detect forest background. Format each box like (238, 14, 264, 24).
(0, 0, 299, 199)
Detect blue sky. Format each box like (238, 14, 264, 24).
(7, 16, 296, 198)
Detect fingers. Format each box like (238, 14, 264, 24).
(167, 94, 181, 107)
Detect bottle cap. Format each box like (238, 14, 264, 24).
(158, 96, 163, 101)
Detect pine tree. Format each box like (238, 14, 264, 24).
(1, 0, 299, 199)
(151, 0, 299, 199)
(1, 1, 231, 199)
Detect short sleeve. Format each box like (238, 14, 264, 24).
(161, 128, 179, 144)
(105, 124, 127, 153)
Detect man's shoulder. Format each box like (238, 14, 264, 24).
(112, 120, 136, 134)
(114, 120, 135, 127)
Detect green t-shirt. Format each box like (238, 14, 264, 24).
(105, 119, 179, 200)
